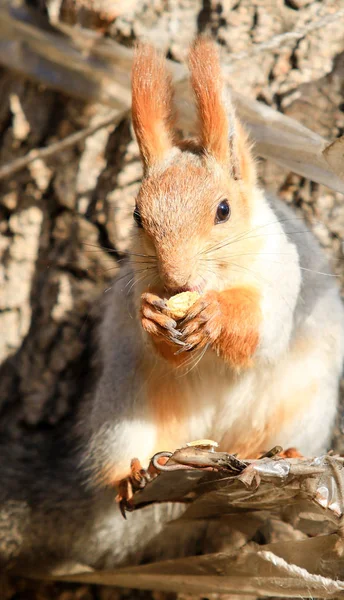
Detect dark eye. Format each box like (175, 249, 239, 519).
(215, 200, 231, 224)
(133, 206, 143, 228)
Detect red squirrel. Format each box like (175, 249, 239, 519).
(0, 38, 343, 573)
(84, 38, 344, 485)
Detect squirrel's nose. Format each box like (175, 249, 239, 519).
(162, 275, 190, 295)
(163, 275, 205, 296)
(164, 283, 193, 295)
(157, 248, 196, 293)
(159, 267, 191, 294)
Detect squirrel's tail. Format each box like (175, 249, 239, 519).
(0, 431, 203, 575)
(0, 429, 95, 571)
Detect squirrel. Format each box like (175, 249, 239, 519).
(1, 38, 344, 574)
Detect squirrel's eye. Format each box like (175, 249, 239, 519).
(133, 206, 143, 228)
(215, 200, 231, 224)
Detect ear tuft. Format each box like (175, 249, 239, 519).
(188, 37, 258, 184)
(132, 43, 175, 171)
(188, 37, 233, 167)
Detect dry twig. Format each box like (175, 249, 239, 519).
(0, 109, 127, 181)
(0, 2, 344, 192)
(23, 448, 344, 597)
(227, 8, 344, 65)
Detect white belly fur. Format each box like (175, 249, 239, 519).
(164, 308, 343, 458)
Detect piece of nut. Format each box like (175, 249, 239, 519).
(166, 291, 200, 319)
(186, 439, 219, 450)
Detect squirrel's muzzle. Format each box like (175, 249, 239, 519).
(157, 247, 196, 294)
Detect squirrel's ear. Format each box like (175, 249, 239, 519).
(188, 38, 255, 184)
(132, 43, 175, 171)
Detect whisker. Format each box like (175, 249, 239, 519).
(199, 253, 338, 277)
(205, 229, 314, 257)
(201, 216, 319, 257)
(126, 271, 155, 295)
(82, 242, 157, 261)
(125, 267, 155, 288)
(101, 261, 156, 273)
(81, 249, 117, 255)
(127, 253, 157, 260)
(82, 242, 117, 252)
(299, 266, 338, 277)
(175, 346, 203, 374)
(127, 271, 158, 319)
(121, 256, 155, 261)
(201, 251, 296, 260)
(177, 344, 210, 377)
(199, 217, 288, 256)
(101, 262, 155, 274)
(112, 267, 155, 286)
(101, 265, 123, 273)
(234, 229, 314, 243)
(228, 262, 293, 316)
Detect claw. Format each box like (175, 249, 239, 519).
(174, 343, 192, 355)
(164, 318, 177, 330)
(119, 500, 127, 519)
(151, 298, 168, 310)
(165, 324, 183, 338)
(141, 293, 168, 311)
(168, 327, 182, 337)
(119, 496, 135, 518)
(259, 445, 283, 459)
(181, 301, 209, 324)
(170, 336, 187, 347)
(116, 478, 134, 519)
(116, 459, 152, 518)
(151, 451, 174, 472)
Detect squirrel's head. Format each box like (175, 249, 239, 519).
(130, 38, 262, 295)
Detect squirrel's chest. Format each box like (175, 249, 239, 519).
(144, 355, 281, 457)
(145, 356, 239, 450)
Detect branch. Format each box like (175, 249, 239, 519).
(0, 2, 344, 193)
(226, 8, 344, 65)
(21, 449, 344, 597)
(0, 108, 126, 180)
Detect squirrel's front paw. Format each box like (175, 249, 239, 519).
(179, 287, 260, 368)
(180, 291, 222, 352)
(141, 292, 185, 348)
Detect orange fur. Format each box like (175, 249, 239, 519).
(236, 122, 257, 187)
(219, 381, 317, 458)
(279, 448, 303, 458)
(131, 43, 175, 169)
(147, 374, 189, 451)
(132, 42, 261, 368)
(97, 354, 191, 489)
(151, 336, 187, 366)
(131, 38, 255, 186)
(97, 462, 136, 487)
(136, 157, 257, 289)
(187, 41, 228, 172)
(216, 286, 261, 367)
(188, 38, 256, 185)
(188, 38, 231, 167)
(180, 287, 261, 368)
